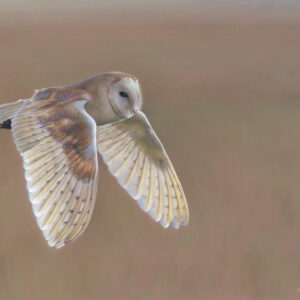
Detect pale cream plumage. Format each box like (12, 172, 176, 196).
(0, 72, 189, 248)
(97, 112, 188, 228)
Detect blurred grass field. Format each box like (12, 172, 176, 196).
(0, 6, 300, 300)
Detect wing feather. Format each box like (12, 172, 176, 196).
(97, 111, 189, 228)
(145, 162, 155, 212)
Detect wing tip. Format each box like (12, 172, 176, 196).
(46, 240, 65, 249)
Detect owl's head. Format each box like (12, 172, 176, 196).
(82, 72, 143, 125)
(109, 75, 143, 119)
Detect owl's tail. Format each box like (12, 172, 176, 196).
(0, 99, 32, 129)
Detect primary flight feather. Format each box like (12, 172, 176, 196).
(0, 72, 189, 248)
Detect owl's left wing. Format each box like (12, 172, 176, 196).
(97, 112, 189, 228)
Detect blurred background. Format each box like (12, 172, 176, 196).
(0, 1, 300, 299)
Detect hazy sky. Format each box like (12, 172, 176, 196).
(1, 0, 300, 12)
(0, 0, 299, 23)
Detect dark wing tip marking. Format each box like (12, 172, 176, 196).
(0, 119, 12, 130)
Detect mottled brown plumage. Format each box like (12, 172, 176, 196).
(36, 102, 97, 179)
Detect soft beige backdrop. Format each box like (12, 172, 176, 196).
(0, 3, 300, 300)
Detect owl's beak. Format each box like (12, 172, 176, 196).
(132, 106, 137, 114)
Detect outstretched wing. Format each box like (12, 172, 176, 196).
(97, 112, 188, 228)
(12, 100, 98, 248)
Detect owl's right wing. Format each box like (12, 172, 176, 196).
(97, 111, 189, 228)
(12, 100, 98, 248)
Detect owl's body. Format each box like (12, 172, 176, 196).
(0, 72, 189, 248)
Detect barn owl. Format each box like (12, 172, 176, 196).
(0, 72, 189, 248)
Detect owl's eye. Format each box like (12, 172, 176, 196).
(119, 91, 128, 98)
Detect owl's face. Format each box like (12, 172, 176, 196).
(109, 77, 143, 119)
(83, 72, 143, 125)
